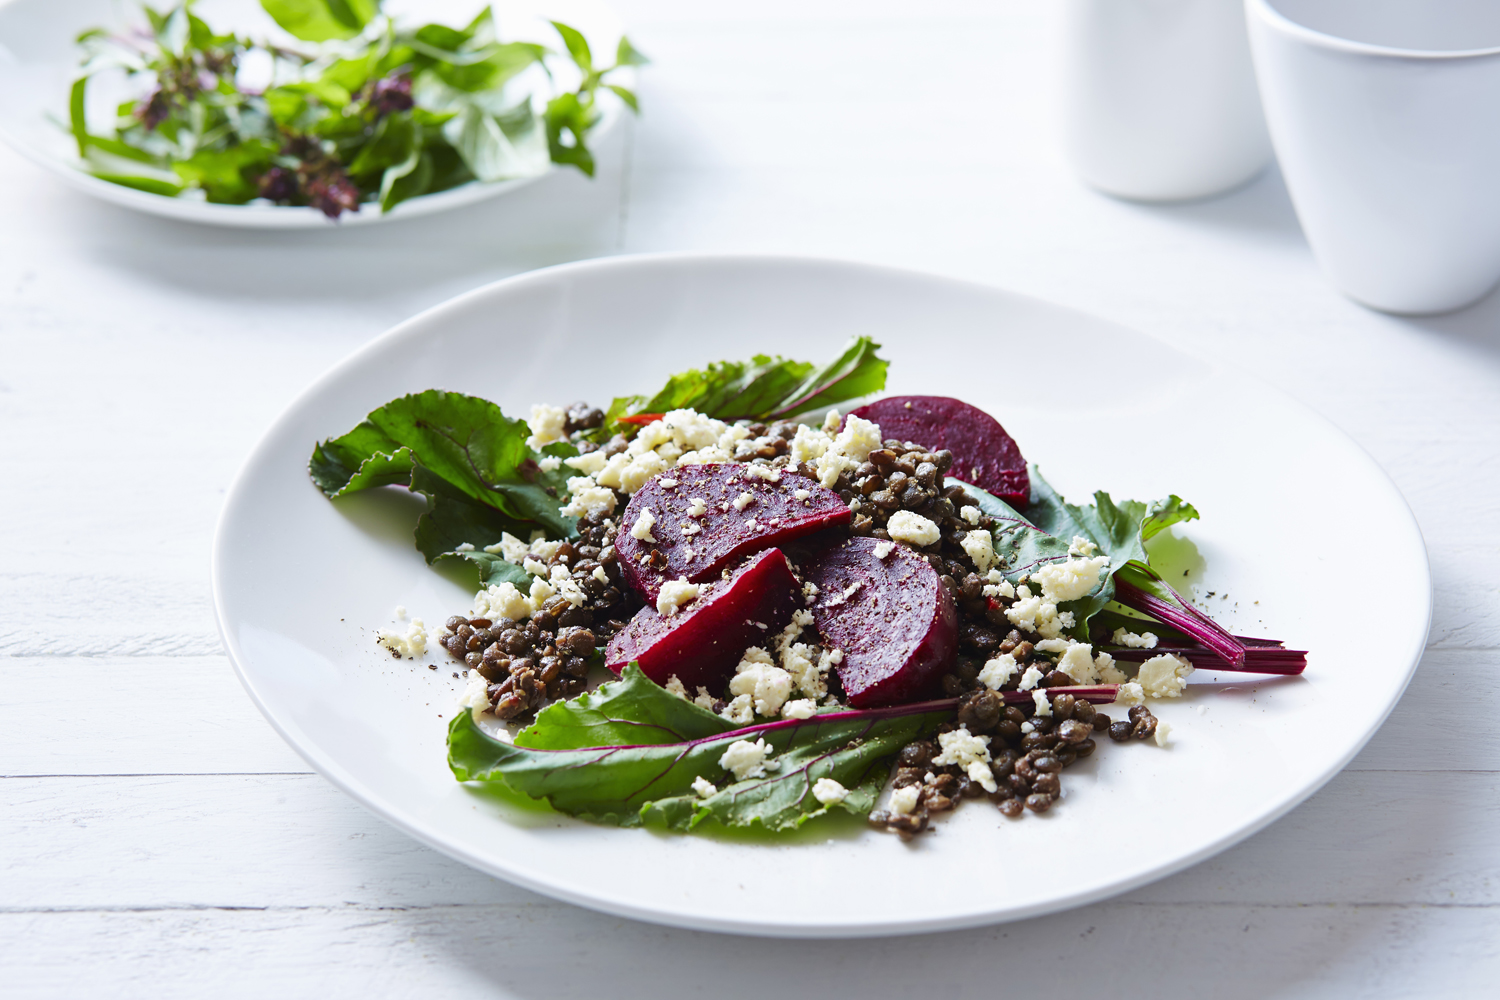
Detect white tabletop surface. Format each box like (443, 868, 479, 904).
(3, 1, 1497, 996)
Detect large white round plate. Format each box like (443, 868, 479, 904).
(213, 254, 1431, 937)
(0, 0, 627, 228)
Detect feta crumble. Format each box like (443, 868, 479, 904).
(721, 693, 755, 725)
(781, 699, 817, 720)
(1032, 554, 1111, 604)
(630, 509, 658, 543)
(793, 488, 811, 501)
(889, 785, 921, 815)
(664, 676, 689, 699)
(812, 777, 849, 805)
(659, 477, 678, 489)
(886, 510, 941, 547)
(692, 775, 717, 798)
(960, 505, 982, 525)
(525, 404, 568, 449)
(1067, 535, 1098, 557)
(873, 540, 895, 560)
(743, 464, 780, 482)
(394, 605, 407, 619)
(592, 566, 610, 584)
(728, 647, 793, 716)
(960, 529, 998, 574)
(978, 653, 1018, 690)
(1112, 628, 1159, 649)
(1018, 665, 1045, 691)
(377, 618, 427, 658)
(1114, 681, 1146, 706)
(1136, 653, 1194, 698)
(656, 578, 701, 618)
(719, 738, 774, 780)
(1031, 690, 1052, 717)
(1154, 720, 1173, 747)
(537, 456, 561, 472)
(686, 497, 707, 517)
(732, 491, 755, 511)
(931, 725, 997, 793)
(458, 668, 490, 721)
(982, 569, 1016, 600)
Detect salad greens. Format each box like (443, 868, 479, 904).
(449, 664, 952, 830)
(69, 0, 645, 217)
(309, 338, 890, 590)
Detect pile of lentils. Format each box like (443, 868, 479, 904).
(870, 688, 1161, 837)
(438, 508, 643, 720)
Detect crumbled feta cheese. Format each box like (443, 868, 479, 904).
(1115, 681, 1146, 706)
(528, 576, 555, 609)
(1154, 720, 1173, 747)
(981, 569, 1016, 600)
(960, 506, 982, 525)
(960, 529, 998, 573)
(529, 537, 562, 562)
(394, 605, 407, 619)
(592, 566, 610, 584)
(659, 477, 678, 489)
(1095, 651, 1127, 684)
(1018, 665, 1045, 691)
(793, 488, 811, 501)
(664, 676, 689, 698)
(719, 738, 773, 780)
(537, 456, 561, 472)
(484, 531, 531, 562)
(559, 484, 617, 518)
(932, 725, 997, 793)
(656, 578, 701, 618)
(745, 519, 758, 532)
(564, 451, 608, 476)
(458, 668, 490, 721)
(743, 464, 780, 482)
(680, 522, 701, 537)
(1032, 555, 1111, 604)
(886, 510, 941, 547)
(721, 693, 755, 725)
(873, 541, 895, 560)
(1005, 587, 1070, 639)
(523, 557, 548, 577)
(1019, 720, 1035, 734)
(630, 509, 657, 543)
(473, 581, 533, 621)
(454, 542, 475, 553)
(1112, 628, 1159, 649)
(1032, 690, 1052, 717)
(977, 653, 1018, 690)
(692, 775, 717, 798)
(732, 491, 755, 511)
(802, 581, 819, 603)
(1136, 653, 1194, 698)
(1057, 642, 1101, 684)
(376, 618, 427, 658)
(525, 404, 568, 449)
(729, 647, 793, 716)
(781, 699, 817, 720)
(548, 565, 588, 607)
(889, 785, 920, 815)
(1068, 535, 1098, 557)
(812, 777, 849, 805)
(693, 688, 717, 710)
(685, 497, 707, 518)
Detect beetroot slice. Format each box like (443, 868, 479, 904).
(605, 548, 800, 691)
(805, 536, 957, 708)
(848, 396, 1029, 505)
(616, 463, 850, 602)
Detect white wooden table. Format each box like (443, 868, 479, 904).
(4, 1, 1498, 996)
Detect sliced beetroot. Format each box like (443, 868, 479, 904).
(616, 463, 850, 602)
(605, 547, 800, 691)
(848, 395, 1029, 505)
(805, 536, 957, 708)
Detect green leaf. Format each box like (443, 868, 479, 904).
(408, 465, 544, 587)
(605, 84, 639, 113)
(550, 21, 592, 73)
(435, 42, 545, 93)
(593, 336, 889, 440)
(449, 666, 952, 830)
(445, 103, 549, 183)
(379, 146, 431, 212)
(260, 0, 379, 42)
(544, 91, 596, 177)
(171, 139, 277, 202)
(69, 77, 89, 158)
(308, 390, 577, 538)
(348, 110, 417, 178)
(614, 36, 649, 67)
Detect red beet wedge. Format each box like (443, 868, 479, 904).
(616, 463, 850, 602)
(849, 395, 1029, 506)
(605, 547, 801, 691)
(805, 536, 958, 708)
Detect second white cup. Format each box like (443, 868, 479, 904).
(1248, 0, 1500, 314)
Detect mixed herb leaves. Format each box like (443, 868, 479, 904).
(69, 0, 645, 217)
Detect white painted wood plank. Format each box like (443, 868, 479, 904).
(2, 770, 1495, 911)
(5, 901, 1498, 1000)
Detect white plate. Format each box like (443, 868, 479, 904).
(0, 0, 627, 228)
(212, 254, 1431, 937)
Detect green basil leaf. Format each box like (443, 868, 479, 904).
(550, 20, 592, 73)
(260, 0, 378, 43)
(614, 36, 649, 67)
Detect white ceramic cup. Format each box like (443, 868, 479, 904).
(1247, 0, 1500, 314)
(1061, 0, 1272, 202)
